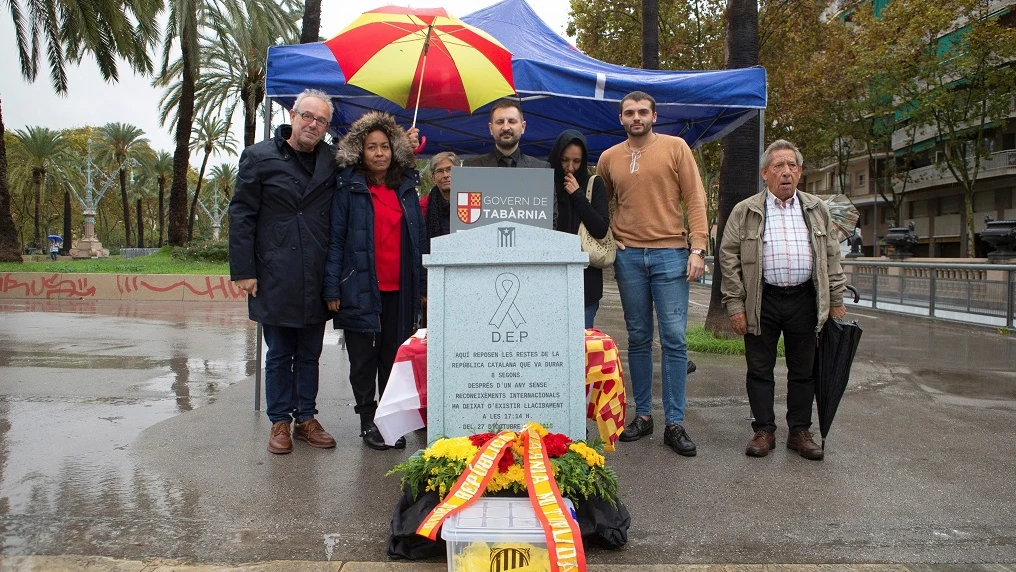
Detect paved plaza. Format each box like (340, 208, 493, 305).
(0, 281, 1014, 570)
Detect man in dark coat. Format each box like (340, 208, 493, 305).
(228, 89, 339, 455)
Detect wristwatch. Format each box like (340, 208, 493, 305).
(690, 248, 705, 258)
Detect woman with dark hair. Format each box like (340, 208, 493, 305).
(550, 129, 610, 328)
(323, 111, 426, 451)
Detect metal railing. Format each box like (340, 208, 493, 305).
(841, 260, 1014, 328)
(703, 257, 1015, 328)
(120, 248, 161, 259)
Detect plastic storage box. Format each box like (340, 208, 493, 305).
(441, 496, 575, 572)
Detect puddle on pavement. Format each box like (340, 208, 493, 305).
(913, 368, 1016, 407)
(0, 300, 258, 528)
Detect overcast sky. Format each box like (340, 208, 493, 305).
(0, 0, 573, 170)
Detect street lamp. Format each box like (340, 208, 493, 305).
(66, 142, 135, 259)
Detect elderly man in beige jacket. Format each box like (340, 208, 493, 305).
(719, 139, 846, 461)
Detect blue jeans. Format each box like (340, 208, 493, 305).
(614, 247, 690, 426)
(584, 301, 599, 330)
(262, 323, 326, 424)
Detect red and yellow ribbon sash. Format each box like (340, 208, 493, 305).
(523, 427, 587, 572)
(416, 430, 515, 540)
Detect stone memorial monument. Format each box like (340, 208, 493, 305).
(424, 222, 588, 442)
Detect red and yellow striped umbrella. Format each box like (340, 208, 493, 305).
(325, 6, 515, 125)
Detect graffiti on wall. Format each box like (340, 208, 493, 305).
(1, 273, 96, 298)
(1, 273, 247, 301)
(116, 275, 247, 300)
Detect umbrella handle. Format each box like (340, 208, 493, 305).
(845, 284, 859, 304)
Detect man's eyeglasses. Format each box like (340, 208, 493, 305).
(296, 110, 329, 128)
(433, 166, 453, 176)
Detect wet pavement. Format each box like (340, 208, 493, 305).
(0, 284, 1014, 568)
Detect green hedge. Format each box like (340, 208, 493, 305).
(171, 240, 229, 263)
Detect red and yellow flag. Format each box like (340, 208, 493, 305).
(584, 328, 627, 451)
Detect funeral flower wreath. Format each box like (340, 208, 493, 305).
(388, 423, 620, 506)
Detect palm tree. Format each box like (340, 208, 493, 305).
(642, 0, 659, 69)
(11, 127, 70, 252)
(705, 0, 760, 335)
(148, 151, 175, 247)
(157, 0, 300, 148)
(0, 1, 160, 262)
(300, 0, 321, 43)
(95, 123, 156, 247)
(157, 0, 301, 247)
(188, 116, 237, 240)
(208, 163, 239, 200)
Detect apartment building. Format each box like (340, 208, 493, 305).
(802, 0, 1016, 258)
(802, 115, 1016, 258)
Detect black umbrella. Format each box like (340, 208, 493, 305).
(813, 317, 863, 447)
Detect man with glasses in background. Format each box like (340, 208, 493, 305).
(595, 91, 708, 457)
(719, 139, 846, 461)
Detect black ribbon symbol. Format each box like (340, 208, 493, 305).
(489, 272, 525, 328)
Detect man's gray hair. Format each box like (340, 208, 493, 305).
(429, 151, 459, 174)
(761, 139, 803, 170)
(294, 89, 334, 120)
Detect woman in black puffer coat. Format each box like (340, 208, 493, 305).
(323, 111, 427, 451)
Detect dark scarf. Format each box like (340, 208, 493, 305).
(425, 186, 451, 240)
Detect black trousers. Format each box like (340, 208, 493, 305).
(345, 291, 402, 418)
(744, 282, 818, 433)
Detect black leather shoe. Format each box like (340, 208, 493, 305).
(687, 360, 697, 374)
(360, 423, 390, 450)
(664, 424, 697, 456)
(618, 416, 653, 442)
(393, 436, 407, 449)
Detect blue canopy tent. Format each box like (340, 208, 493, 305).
(264, 0, 767, 160)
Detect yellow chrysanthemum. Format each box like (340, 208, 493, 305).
(569, 442, 605, 467)
(424, 436, 478, 462)
(486, 464, 526, 493)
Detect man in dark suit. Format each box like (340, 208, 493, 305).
(464, 99, 549, 169)
(464, 99, 554, 225)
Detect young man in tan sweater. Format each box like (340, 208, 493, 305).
(595, 91, 708, 456)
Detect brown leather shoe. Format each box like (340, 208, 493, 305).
(787, 430, 824, 460)
(745, 430, 776, 457)
(294, 418, 336, 449)
(268, 421, 292, 454)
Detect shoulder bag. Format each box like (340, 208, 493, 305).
(577, 175, 616, 269)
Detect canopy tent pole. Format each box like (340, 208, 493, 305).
(757, 109, 765, 192)
(253, 97, 273, 412)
